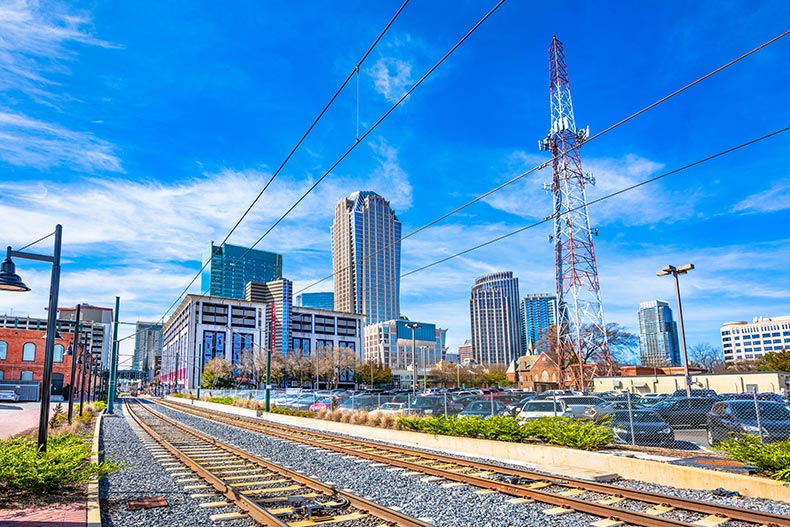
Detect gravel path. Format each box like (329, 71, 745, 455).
(100, 399, 790, 527)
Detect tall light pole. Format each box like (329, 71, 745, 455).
(66, 304, 82, 425)
(405, 323, 421, 395)
(656, 264, 694, 398)
(0, 225, 62, 452)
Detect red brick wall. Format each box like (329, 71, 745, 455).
(0, 328, 76, 385)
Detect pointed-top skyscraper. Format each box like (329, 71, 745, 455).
(332, 191, 401, 325)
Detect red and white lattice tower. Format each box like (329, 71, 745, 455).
(539, 36, 611, 388)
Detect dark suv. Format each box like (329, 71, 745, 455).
(706, 400, 790, 444)
(650, 397, 719, 428)
(408, 396, 463, 416)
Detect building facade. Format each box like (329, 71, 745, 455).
(160, 294, 363, 390)
(201, 242, 283, 300)
(363, 319, 446, 389)
(133, 322, 163, 382)
(721, 316, 790, 363)
(520, 293, 557, 355)
(332, 191, 401, 326)
(637, 300, 680, 366)
(457, 339, 473, 365)
(469, 271, 523, 365)
(295, 292, 335, 311)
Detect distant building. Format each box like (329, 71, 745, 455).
(721, 316, 790, 363)
(469, 271, 522, 365)
(520, 293, 557, 355)
(201, 242, 282, 300)
(332, 191, 401, 325)
(364, 319, 446, 389)
(638, 300, 680, 366)
(247, 278, 293, 357)
(295, 292, 334, 311)
(58, 304, 113, 369)
(457, 339, 473, 365)
(133, 322, 162, 382)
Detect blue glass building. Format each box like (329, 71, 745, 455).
(332, 191, 401, 326)
(638, 300, 681, 366)
(295, 292, 335, 311)
(520, 293, 557, 355)
(201, 242, 282, 300)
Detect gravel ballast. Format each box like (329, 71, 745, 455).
(101, 399, 790, 527)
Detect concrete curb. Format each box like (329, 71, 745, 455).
(87, 409, 103, 527)
(167, 397, 790, 503)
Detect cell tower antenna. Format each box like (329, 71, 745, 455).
(542, 36, 611, 389)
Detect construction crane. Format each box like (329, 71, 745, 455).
(539, 36, 611, 389)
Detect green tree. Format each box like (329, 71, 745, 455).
(755, 348, 790, 372)
(201, 358, 234, 388)
(353, 363, 394, 386)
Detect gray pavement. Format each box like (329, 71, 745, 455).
(0, 401, 47, 439)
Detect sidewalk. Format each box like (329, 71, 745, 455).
(0, 402, 44, 439)
(0, 503, 86, 527)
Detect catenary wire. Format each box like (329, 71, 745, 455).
(150, 1, 412, 328)
(400, 125, 790, 277)
(294, 27, 790, 295)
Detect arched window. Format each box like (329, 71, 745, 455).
(0, 341, 7, 360)
(54, 344, 65, 363)
(22, 343, 36, 362)
(541, 370, 549, 382)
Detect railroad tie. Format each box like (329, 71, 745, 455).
(209, 512, 248, 521)
(558, 488, 586, 497)
(644, 504, 675, 516)
(591, 518, 625, 527)
(693, 515, 731, 527)
(543, 506, 573, 516)
(198, 501, 232, 508)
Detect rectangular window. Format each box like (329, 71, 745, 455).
(339, 341, 356, 352)
(292, 337, 311, 356)
(336, 318, 357, 337)
(292, 313, 312, 333)
(316, 339, 333, 351)
(21, 371, 33, 381)
(232, 333, 254, 365)
(201, 303, 229, 325)
(231, 306, 256, 328)
(0, 370, 3, 380)
(203, 330, 227, 361)
(315, 316, 335, 335)
(0, 341, 6, 360)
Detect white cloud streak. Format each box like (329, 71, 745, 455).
(732, 182, 790, 214)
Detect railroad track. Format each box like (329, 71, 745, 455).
(152, 397, 790, 527)
(124, 399, 433, 527)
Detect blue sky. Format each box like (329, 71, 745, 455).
(1, 1, 789, 367)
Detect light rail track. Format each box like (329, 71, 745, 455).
(124, 399, 433, 527)
(153, 398, 790, 527)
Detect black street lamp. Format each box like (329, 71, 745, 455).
(65, 304, 82, 425)
(0, 225, 62, 452)
(405, 322, 421, 395)
(656, 263, 695, 398)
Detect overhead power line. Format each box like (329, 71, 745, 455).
(295, 27, 790, 295)
(400, 125, 790, 277)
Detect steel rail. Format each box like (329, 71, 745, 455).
(127, 399, 433, 527)
(156, 398, 790, 527)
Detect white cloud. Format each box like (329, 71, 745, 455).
(732, 182, 790, 214)
(366, 138, 413, 211)
(368, 57, 413, 104)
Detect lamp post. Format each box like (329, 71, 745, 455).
(66, 304, 82, 425)
(405, 323, 421, 395)
(656, 263, 694, 398)
(0, 225, 62, 452)
(79, 350, 90, 416)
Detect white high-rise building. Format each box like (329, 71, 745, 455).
(721, 316, 790, 363)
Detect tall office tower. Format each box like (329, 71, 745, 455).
(201, 242, 282, 300)
(133, 322, 163, 381)
(295, 292, 335, 311)
(332, 191, 401, 325)
(521, 293, 557, 355)
(638, 300, 680, 367)
(469, 271, 523, 365)
(246, 278, 293, 356)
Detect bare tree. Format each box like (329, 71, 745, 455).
(202, 358, 234, 388)
(688, 343, 726, 373)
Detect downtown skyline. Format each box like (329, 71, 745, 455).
(1, 1, 789, 368)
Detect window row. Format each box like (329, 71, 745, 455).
(0, 370, 34, 381)
(0, 341, 65, 362)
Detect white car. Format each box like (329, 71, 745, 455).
(0, 390, 20, 402)
(370, 402, 407, 415)
(517, 399, 567, 421)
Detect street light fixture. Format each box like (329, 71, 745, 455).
(656, 263, 694, 398)
(65, 304, 82, 425)
(0, 225, 62, 452)
(404, 322, 421, 395)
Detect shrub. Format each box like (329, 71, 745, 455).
(397, 415, 613, 451)
(0, 434, 122, 491)
(713, 434, 790, 482)
(49, 403, 66, 429)
(93, 401, 107, 411)
(207, 396, 234, 406)
(171, 393, 185, 398)
(269, 407, 315, 418)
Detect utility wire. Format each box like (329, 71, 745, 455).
(151, 1, 412, 327)
(401, 125, 790, 277)
(295, 27, 790, 295)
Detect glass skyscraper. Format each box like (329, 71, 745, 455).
(295, 292, 335, 311)
(201, 242, 282, 300)
(332, 191, 401, 326)
(469, 271, 523, 365)
(638, 300, 680, 366)
(520, 293, 557, 355)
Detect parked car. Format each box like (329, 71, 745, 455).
(458, 400, 510, 418)
(607, 410, 675, 447)
(650, 397, 718, 428)
(719, 393, 786, 403)
(671, 388, 718, 398)
(407, 396, 463, 416)
(517, 399, 567, 421)
(706, 400, 790, 444)
(0, 390, 20, 402)
(588, 400, 650, 421)
(337, 395, 381, 413)
(370, 402, 408, 415)
(639, 393, 671, 405)
(556, 395, 606, 418)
